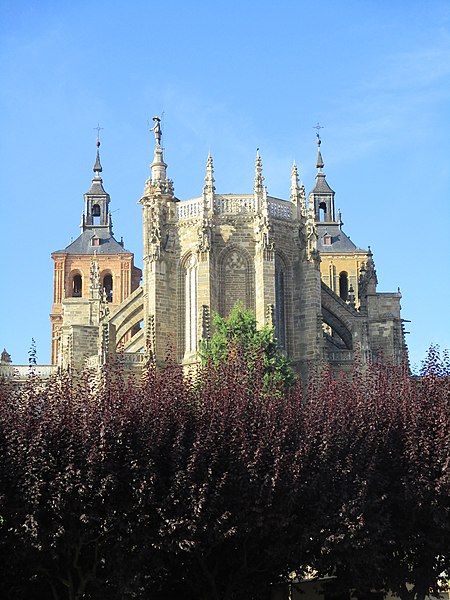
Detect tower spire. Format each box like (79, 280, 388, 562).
(82, 131, 111, 231)
(308, 131, 336, 222)
(93, 137, 103, 176)
(316, 136, 324, 171)
(93, 123, 104, 176)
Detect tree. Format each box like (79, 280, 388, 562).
(0, 349, 449, 600)
(0, 357, 305, 600)
(297, 356, 450, 600)
(200, 302, 296, 391)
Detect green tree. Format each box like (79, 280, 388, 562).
(199, 302, 296, 391)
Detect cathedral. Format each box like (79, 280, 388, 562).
(49, 121, 405, 379)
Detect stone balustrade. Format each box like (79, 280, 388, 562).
(116, 352, 146, 364)
(0, 364, 58, 379)
(213, 195, 256, 215)
(176, 194, 295, 221)
(177, 198, 204, 220)
(268, 197, 293, 220)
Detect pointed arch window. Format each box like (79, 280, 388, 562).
(184, 255, 198, 355)
(275, 256, 286, 350)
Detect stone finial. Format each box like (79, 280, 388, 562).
(254, 149, 264, 195)
(290, 161, 300, 200)
(203, 152, 215, 197)
(359, 247, 378, 299)
(290, 160, 306, 219)
(1, 348, 11, 364)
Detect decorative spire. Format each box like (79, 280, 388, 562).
(359, 246, 378, 300)
(254, 149, 264, 195)
(93, 123, 104, 177)
(83, 129, 111, 231)
(290, 160, 300, 198)
(203, 152, 215, 196)
(1, 348, 11, 364)
(149, 118, 168, 184)
(316, 136, 324, 171)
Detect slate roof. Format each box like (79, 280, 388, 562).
(87, 179, 108, 196)
(311, 173, 335, 194)
(316, 223, 365, 253)
(52, 229, 131, 255)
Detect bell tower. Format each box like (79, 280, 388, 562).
(81, 138, 111, 230)
(310, 136, 336, 222)
(50, 133, 141, 365)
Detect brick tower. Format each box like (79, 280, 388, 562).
(50, 136, 141, 365)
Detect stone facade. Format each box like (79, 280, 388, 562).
(50, 127, 405, 378)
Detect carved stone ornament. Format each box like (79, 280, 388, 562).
(196, 218, 211, 254)
(148, 227, 161, 262)
(255, 215, 274, 253)
(89, 258, 101, 294)
(99, 289, 110, 321)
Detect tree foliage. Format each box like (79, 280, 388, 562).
(0, 347, 448, 600)
(199, 302, 296, 391)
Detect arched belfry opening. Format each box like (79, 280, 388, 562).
(72, 273, 82, 298)
(339, 271, 349, 301)
(103, 273, 113, 302)
(319, 202, 327, 222)
(92, 204, 101, 225)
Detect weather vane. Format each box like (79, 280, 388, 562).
(313, 122, 324, 140)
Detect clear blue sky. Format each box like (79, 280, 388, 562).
(1, 0, 449, 370)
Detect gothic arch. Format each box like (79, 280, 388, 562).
(275, 253, 289, 351)
(217, 245, 255, 316)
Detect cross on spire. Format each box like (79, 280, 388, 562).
(313, 122, 324, 141)
(93, 123, 104, 144)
